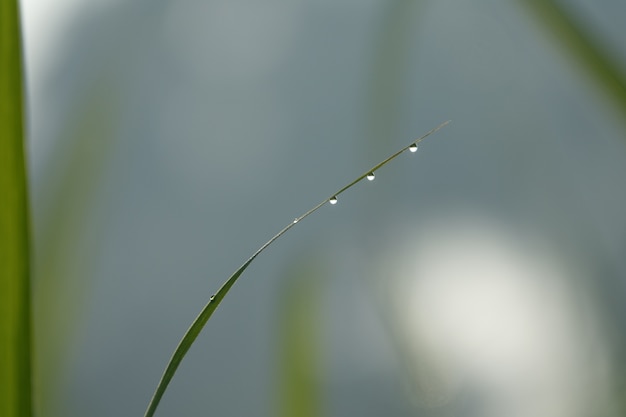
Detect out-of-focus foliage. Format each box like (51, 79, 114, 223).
(0, 0, 33, 416)
(522, 0, 626, 126)
(277, 253, 326, 417)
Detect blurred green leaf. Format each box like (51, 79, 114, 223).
(0, 0, 34, 416)
(366, 1, 422, 154)
(522, 0, 626, 121)
(277, 254, 326, 417)
(34, 83, 119, 417)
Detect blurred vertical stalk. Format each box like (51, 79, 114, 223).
(360, 1, 424, 231)
(366, 1, 422, 155)
(0, 0, 34, 416)
(278, 254, 326, 417)
(521, 0, 626, 123)
(33, 83, 118, 417)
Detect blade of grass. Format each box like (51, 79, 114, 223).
(0, 1, 34, 417)
(144, 120, 450, 417)
(521, 0, 626, 122)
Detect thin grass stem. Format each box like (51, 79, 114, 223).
(143, 120, 450, 417)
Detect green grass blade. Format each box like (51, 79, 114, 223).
(144, 121, 450, 417)
(143, 258, 254, 417)
(521, 0, 626, 120)
(0, 1, 33, 416)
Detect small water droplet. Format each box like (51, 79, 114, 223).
(329, 196, 338, 205)
(409, 143, 418, 153)
(366, 172, 375, 181)
(293, 218, 299, 223)
(210, 294, 216, 301)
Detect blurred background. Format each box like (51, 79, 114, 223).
(19, 0, 626, 416)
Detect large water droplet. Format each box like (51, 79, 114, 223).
(329, 196, 338, 205)
(409, 143, 418, 153)
(367, 172, 375, 181)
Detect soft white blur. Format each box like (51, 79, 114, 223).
(22, 0, 119, 77)
(385, 213, 611, 417)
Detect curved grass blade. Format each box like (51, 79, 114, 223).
(0, 1, 33, 416)
(144, 120, 450, 417)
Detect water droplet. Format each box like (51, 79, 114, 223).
(293, 218, 299, 223)
(366, 172, 375, 181)
(210, 294, 216, 301)
(409, 143, 418, 153)
(329, 196, 338, 205)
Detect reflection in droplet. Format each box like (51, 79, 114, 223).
(329, 196, 338, 205)
(409, 143, 418, 153)
(367, 172, 375, 181)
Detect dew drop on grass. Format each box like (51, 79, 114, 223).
(367, 172, 375, 181)
(293, 218, 299, 223)
(329, 196, 338, 205)
(210, 295, 215, 301)
(409, 143, 418, 153)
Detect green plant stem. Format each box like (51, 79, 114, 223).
(0, 0, 33, 416)
(144, 120, 450, 417)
